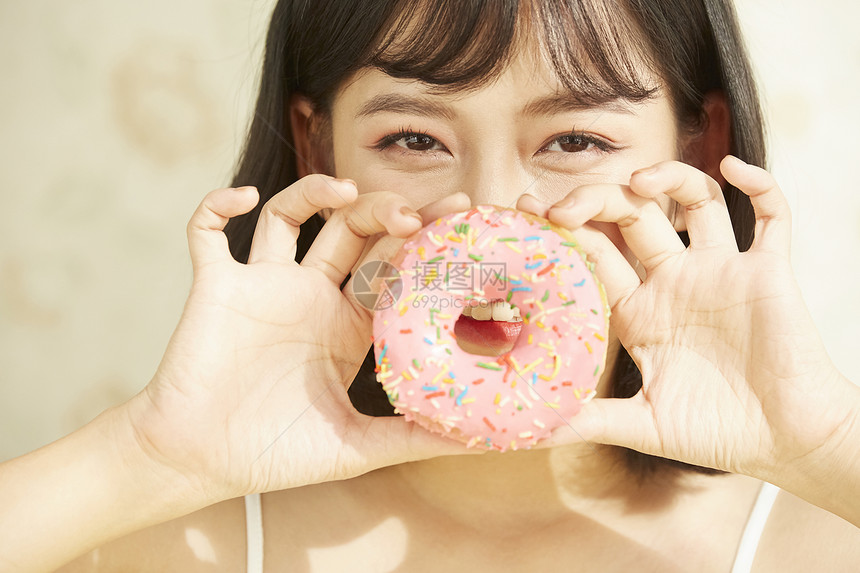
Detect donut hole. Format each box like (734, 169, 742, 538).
(453, 298, 523, 357)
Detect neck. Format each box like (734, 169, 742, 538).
(380, 438, 761, 549)
(387, 440, 632, 529)
(377, 336, 717, 532)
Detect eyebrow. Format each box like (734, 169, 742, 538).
(521, 93, 639, 117)
(354, 91, 643, 121)
(355, 94, 457, 121)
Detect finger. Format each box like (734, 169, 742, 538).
(248, 174, 358, 265)
(353, 192, 472, 271)
(187, 186, 259, 269)
(516, 193, 550, 218)
(568, 224, 641, 308)
(339, 193, 473, 312)
(630, 160, 737, 250)
(547, 184, 686, 272)
(415, 192, 472, 225)
(518, 193, 642, 305)
(351, 192, 473, 280)
(720, 156, 792, 255)
(367, 191, 472, 267)
(302, 192, 425, 284)
(535, 392, 660, 454)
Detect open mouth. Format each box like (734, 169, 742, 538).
(453, 300, 523, 357)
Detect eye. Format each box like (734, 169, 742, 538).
(375, 128, 447, 153)
(540, 132, 617, 154)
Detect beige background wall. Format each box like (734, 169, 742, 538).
(2, 1, 858, 461)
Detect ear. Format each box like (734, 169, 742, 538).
(674, 90, 731, 231)
(682, 90, 731, 183)
(289, 93, 326, 179)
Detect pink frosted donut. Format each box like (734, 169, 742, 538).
(372, 205, 610, 452)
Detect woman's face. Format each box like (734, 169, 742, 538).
(313, 43, 688, 383)
(328, 46, 682, 229)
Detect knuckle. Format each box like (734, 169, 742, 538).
(326, 204, 373, 237)
(684, 198, 711, 212)
(314, 257, 345, 281)
(616, 210, 642, 227)
(261, 194, 304, 228)
(344, 212, 376, 237)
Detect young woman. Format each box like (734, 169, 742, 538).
(3, 0, 859, 571)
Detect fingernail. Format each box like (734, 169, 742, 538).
(727, 155, 747, 167)
(400, 205, 423, 222)
(632, 166, 658, 177)
(333, 177, 357, 187)
(233, 186, 256, 192)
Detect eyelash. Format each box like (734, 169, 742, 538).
(374, 128, 442, 153)
(373, 127, 619, 156)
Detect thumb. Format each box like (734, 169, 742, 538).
(538, 391, 661, 454)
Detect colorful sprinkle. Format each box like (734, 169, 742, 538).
(537, 263, 556, 276)
(456, 387, 469, 406)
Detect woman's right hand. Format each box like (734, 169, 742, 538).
(123, 175, 474, 504)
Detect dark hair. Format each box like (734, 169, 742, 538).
(225, 0, 765, 479)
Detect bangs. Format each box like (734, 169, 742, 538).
(361, 0, 659, 104)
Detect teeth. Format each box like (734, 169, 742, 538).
(471, 303, 493, 321)
(463, 301, 521, 322)
(491, 301, 513, 321)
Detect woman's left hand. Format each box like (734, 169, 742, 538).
(521, 157, 859, 488)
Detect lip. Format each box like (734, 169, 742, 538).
(453, 315, 523, 357)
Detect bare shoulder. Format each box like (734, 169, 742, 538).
(56, 496, 247, 572)
(756, 488, 860, 571)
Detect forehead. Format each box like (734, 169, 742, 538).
(334, 42, 661, 121)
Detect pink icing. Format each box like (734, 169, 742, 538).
(372, 205, 610, 452)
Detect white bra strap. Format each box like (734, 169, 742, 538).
(244, 493, 264, 573)
(731, 481, 780, 573)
